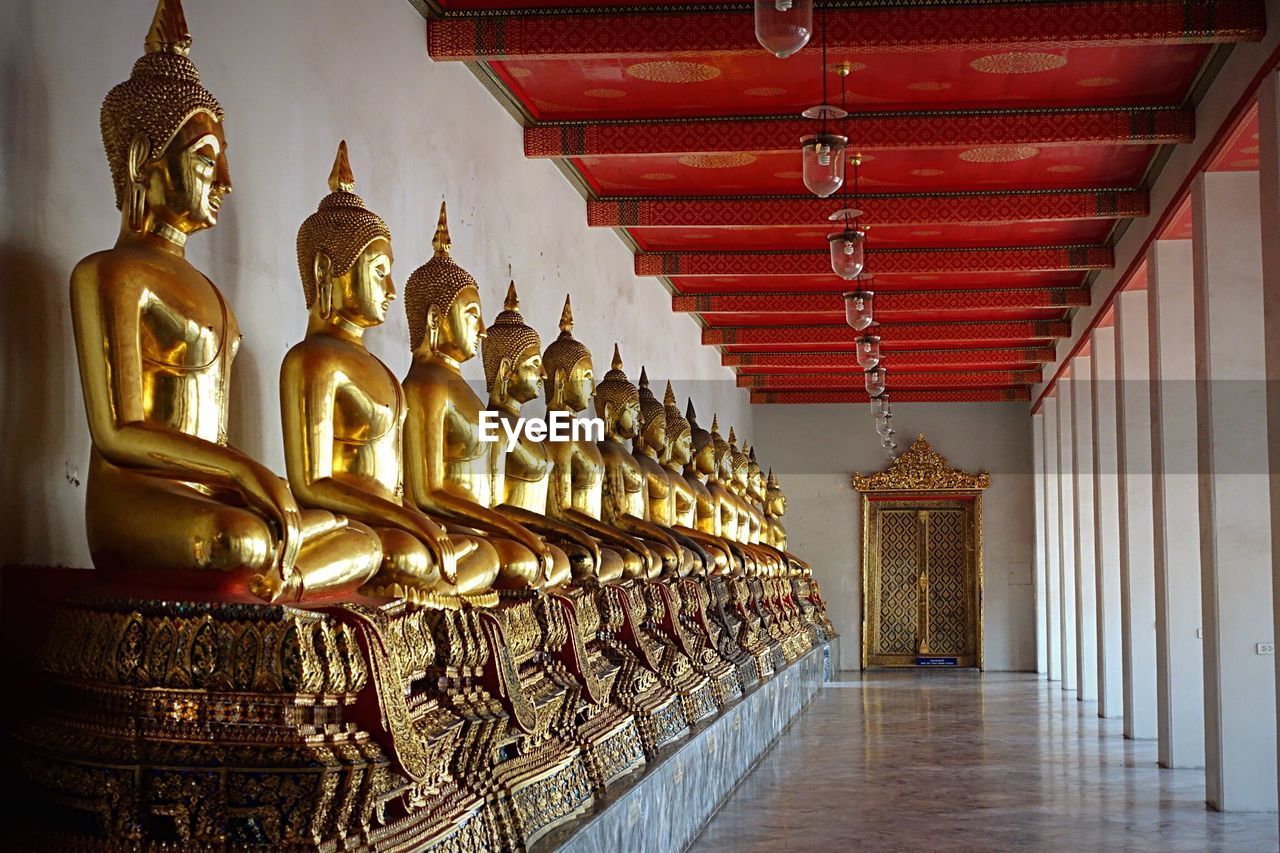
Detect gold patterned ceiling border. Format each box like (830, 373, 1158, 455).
(852, 434, 990, 493)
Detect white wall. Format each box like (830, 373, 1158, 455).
(0, 0, 751, 569)
(753, 402, 1037, 672)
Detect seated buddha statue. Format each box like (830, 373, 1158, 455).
(479, 281, 601, 590)
(71, 0, 380, 602)
(731, 435, 782, 575)
(401, 202, 557, 591)
(681, 401, 744, 576)
(279, 142, 499, 604)
(659, 385, 732, 576)
(706, 417, 745, 572)
(765, 469, 811, 577)
(539, 296, 647, 582)
(595, 347, 685, 579)
(632, 371, 706, 577)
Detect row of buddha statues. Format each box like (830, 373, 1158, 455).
(13, 1, 834, 849)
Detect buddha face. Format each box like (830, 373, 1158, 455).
(694, 441, 715, 476)
(434, 284, 485, 361)
(335, 238, 394, 327)
(144, 112, 232, 234)
(749, 468, 765, 500)
(770, 492, 787, 516)
(733, 461, 749, 491)
(668, 427, 693, 467)
(716, 449, 733, 482)
(609, 397, 641, 440)
(641, 409, 666, 451)
(564, 356, 595, 412)
(508, 343, 546, 405)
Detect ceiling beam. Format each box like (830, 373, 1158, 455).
(724, 347, 1057, 370)
(751, 388, 1033, 404)
(738, 369, 1042, 389)
(674, 288, 1088, 314)
(590, 190, 1147, 228)
(526, 108, 1192, 158)
(703, 320, 1071, 347)
(639, 246, 1112, 277)
(428, 1, 1264, 61)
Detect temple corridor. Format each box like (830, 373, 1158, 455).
(691, 674, 1280, 852)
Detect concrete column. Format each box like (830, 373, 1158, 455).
(1147, 238, 1206, 769)
(1043, 398, 1062, 682)
(1257, 70, 1280, 824)
(1071, 357, 1099, 701)
(1114, 289, 1159, 740)
(1033, 410, 1048, 675)
(1192, 169, 1277, 812)
(1091, 327, 1125, 719)
(1057, 373, 1079, 693)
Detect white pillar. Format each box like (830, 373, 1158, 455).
(1071, 356, 1099, 702)
(1147, 238, 1206, 769)
(1115, 289, 1159, 740)
(1058, 373, 1079, 693)
(1033, 411, 1048, 675)
(1257, 69, 1280, 825)
(1192, 169, 1277, 812)
(1043, 397, 1062, 683)
(1091, 327, 1125, 719)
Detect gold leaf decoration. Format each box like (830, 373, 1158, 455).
(852, 435, 990, 493)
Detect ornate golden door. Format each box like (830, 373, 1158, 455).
(852, 436, 989, 669)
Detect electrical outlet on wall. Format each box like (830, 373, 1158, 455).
(1256, 643, 1274, 656)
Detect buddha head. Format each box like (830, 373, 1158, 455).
(635, 368, 667, 455)
(728, 428, 751, 494)
(686, 399, 715, 477)
(710, 415, 733, 484)
(663, 383, 692, 468)
(296, 141, 393, 330)
(543, 296, 595, 413)
(482, 281, 545, 409)
(594, 344, 640, 441)
(101, 0, 231, 242)
(406, 201, 486, 363)
(766, 469, 787, 518)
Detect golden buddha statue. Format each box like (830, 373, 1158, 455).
(72, 0, 381, 602)
(633, 370, 704, 577)
(479, 281, 596, 589)
(682, 401, 744, 576)
(402, 202, 557, 591)
(661, 385, 732, 576)
(729, 432, 782, 576)
(707, 417, 751, 574)
(540, 296, 645, 582)
(595, 347, 684, 578)
(743, 443, 783, 576)
(765, 468, 811, 576)
(280, 142, 499, 604)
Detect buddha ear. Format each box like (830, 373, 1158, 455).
(126, 133, 151, 232)
(497, 356, 514, 397)
(425, 304, 441, 349)
(313, 251, 333, 318)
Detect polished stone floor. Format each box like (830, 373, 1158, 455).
(691, 672, 1279, 852)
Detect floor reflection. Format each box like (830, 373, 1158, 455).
(691, 671, 1278, 852)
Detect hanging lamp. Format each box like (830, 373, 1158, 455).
(864, 364, 887, 397)
(843, 276, 874, 329)
(855, 334, 881, 370)
(755, 0, 813, 58)
(800, 16, 847, 198)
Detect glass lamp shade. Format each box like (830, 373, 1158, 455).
(876, 413, 894, 437)
(864, 365, 887, 397)
(828, 228, 866, 280)
(843, 290, 874, 329)
(871, 393, 890, 418)
(754, 0, 813, 58)
(855, 335, 881, 370)
(801, 132, 848, 198)
(881, 432, 898, 451)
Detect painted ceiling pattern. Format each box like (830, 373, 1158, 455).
(427, 0, 1265, 403)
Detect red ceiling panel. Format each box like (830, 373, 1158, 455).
(426, 1, 1253, 402)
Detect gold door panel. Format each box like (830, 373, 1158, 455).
(853, 436, 988, 670)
